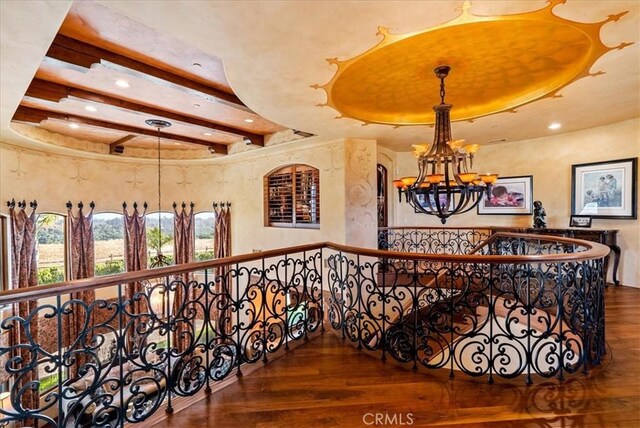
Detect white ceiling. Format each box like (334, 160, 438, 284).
(1, 0, 639, 155)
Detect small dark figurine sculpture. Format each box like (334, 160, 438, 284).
(533, 200, 547, 228)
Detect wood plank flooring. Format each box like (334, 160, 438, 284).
(152, 286, 640, 427)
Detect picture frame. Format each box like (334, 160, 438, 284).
(571, 157, 637, 219)
(477, 175, 533, 215)
(569, 215, 592, 228)
(414, 192, 454, 213)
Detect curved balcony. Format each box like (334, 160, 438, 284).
(0, 231, 608, 427)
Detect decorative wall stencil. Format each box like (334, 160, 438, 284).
(323, 144, 344, 175)
(68, 159, 89, 184)
(125, 165, 146, 188)
(176, 166, 193, 188)
(348, 181, 373, 207)
(9, 150, 28, 178)
(313, 0, 632, 125)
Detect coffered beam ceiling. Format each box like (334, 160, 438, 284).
(24, 79, 265, 146)
(13, 105, 229, 154)
(47, 34, 247, 110)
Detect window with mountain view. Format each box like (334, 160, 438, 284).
(194, 211, 215, 261)
(145, 212, 175, 267)
(93, 212, 125, 277)
(36, 213, 66, 284)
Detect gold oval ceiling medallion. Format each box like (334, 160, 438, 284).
(313, 1, 631, 126)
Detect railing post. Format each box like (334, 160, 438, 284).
(320, 248, 325, 334)
(284, 254, 289, 351)
(262, 257, 268, 364)
(204, 268, 211, 394)
(56, 295, 63, 427)
(235, 263, 243, 377)
(165, 275, 173, 414)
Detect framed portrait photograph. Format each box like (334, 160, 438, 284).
(571, 157, 637, 219)
(477, 175, 533, 215)
(569, 215, 592, 228)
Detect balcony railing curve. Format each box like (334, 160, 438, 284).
(0, 232, 608, 427)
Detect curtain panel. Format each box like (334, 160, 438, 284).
(214, 205, 232, 337)
(172, 202, 195, 352)
(123, 202, 149, 351)
(7, 200, 39, 426)
(65, 201, 96, 379)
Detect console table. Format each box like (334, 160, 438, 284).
(489, 227, 620, 286)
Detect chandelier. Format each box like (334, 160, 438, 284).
(393, 66, 498, 224)
(146, 118, 172, 267)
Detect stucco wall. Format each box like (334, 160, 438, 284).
(392, 118, 640, 287)
(0, 136, 378, 257)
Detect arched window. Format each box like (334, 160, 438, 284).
(36, 213, 66, 285)
(265, 164, 320, 228)
(194, 211, 215, 261)
(93, 212, 125, 277)
(146, 212, 175, 267)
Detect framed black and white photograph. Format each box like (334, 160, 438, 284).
(571, 158, 637, 219)
(569, 215, 592, 228)
(477, 175, 533, 215)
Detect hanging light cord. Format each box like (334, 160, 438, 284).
(157, 127, 162, 254)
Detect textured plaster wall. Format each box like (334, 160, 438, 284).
(0, 143, 220, 213)
(392, 118, 640, 287)
(0, 136, 378, 256)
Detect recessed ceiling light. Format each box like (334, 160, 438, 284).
(244, 118, 254, 123)
(85, 105, 98, 112)
(193, 103, 201, 108)
(192, 62, 202, 68)
(203, 132, 212, 136)
(115, 79, 130, 88)
(69, 123, 80, 129)
(548, 122, 562, 130)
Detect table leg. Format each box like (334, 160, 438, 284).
(610, 244, 621, 286)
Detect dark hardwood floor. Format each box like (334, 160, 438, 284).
(152, 286, 640, 427)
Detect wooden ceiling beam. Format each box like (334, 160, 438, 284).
(109, 134, 137, 154)
(46, 34, 248, 110)
(25, 79, 264, 146)
(13, 105, 228, 155)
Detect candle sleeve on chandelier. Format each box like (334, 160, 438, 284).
(457, 172, 477, 183)
(479, 173, 499, 184)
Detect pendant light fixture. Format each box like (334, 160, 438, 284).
(393, 66, 499, 223)
(145, 119, 172, 267)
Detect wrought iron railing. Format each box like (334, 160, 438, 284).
(0, 233, 609, 426)
(378, 226, 491, 254)
(0, 244, 323, 427)
(327, 233, 607, 384)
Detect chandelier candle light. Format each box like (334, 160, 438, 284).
(393, 66, 498, 223)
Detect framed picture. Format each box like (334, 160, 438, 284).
(569, 215, 592, 228)
(477, 175, 533, 215)
(414, 192, 454, 213)
(571, 157, 637, 219)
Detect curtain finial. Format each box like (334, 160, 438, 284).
(66, 201, 72, 210)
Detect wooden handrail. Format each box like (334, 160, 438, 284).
(0, 233, 609, 305)
(378, 226, 491, 231)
